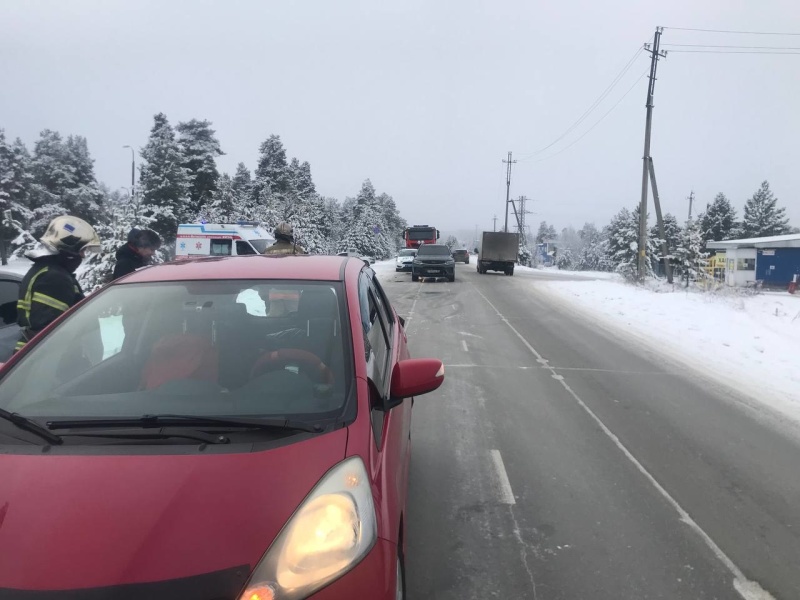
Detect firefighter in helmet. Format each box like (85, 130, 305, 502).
(15, 216, 100, 352)
(263, 222, 307, 255)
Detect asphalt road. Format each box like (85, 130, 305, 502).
(376, 261, 800, 600)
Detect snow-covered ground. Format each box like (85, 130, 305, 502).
(516, 265, 620, 280)
(537, 276, 800, 426)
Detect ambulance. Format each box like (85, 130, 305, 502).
(175, 222, 275, 259)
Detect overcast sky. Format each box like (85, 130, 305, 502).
(2, 0, 798, 238)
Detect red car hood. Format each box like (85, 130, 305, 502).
(0, 429, 347, 592)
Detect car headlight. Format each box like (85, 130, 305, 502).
(238, 457, 377, 600)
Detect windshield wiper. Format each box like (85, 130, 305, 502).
(47, 414, 322, 434)
(0, 408, 63, 445)
(58, 427, 229, 445)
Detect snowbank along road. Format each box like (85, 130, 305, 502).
(373, 260, 798, 600)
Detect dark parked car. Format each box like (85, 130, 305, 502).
(451, 249, 470, 264)
(0, 268, 23, 362)
(412, 244, 455, 282)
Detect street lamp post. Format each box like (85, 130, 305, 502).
(122, 145, 135, 201)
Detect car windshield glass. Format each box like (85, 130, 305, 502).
(408, 229, 435, 240)
(417, 245, 450, 256)
(0, 280, 351, 421)
(248, 239, 272, 253)
(398, 250, 416, 257)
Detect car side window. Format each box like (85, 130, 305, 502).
(359, 272, 391, 391)
(369, 274, 394, 329)
(235, 241, 257, 255)
(210, 239, 232, 256)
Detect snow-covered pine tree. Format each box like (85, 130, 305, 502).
(377, 193, 406, 251)
(290, 195, 328, 254)
(576, 223, 606, 271)
(536, 221, 557, 244)
(443, 235, 459, 250)
(176, 119, 223, 216)
(556, 247, 576, 270)
(0, 131, 34, 263)
(200, 173, 235, 222)
(741, 181, 790, 238)
(282, 158, 329, 254)
(322, 197, 344, 253)
(604, 206, 658, 281)
(700, 192, 737, 242)
(139, 113, 190, 243)
(338, 180, 391, 258)
(648, 212, 681, 275)
(252, 135, 292, 228)
(29, 129, 73, 216)
(231, 162, 253, 220)
(673, 217, 709, 283)
(26, 130, 104, 233)
(61, 135, 104, 223)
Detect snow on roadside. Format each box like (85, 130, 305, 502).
(516, 265, 621, 280)
(537, 278, 800, 425)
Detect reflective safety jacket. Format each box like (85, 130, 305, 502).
(16, 258, 84, 351)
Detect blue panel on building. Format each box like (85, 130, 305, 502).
(756, 248, 800, 286)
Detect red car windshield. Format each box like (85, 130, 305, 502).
(0, 280, 352, 422)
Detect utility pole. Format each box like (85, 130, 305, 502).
(648, 158, 672, 283)
(637, 27, 667, 281)
(685, 190, 694, 288)
(503, 151, 516, 232)
(493, 215, 498, 232)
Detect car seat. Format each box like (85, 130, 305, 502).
(140, 304, 219, 390)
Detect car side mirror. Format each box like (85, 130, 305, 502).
(387, 358, 444, 409)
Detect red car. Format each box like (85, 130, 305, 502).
(0, 255, 444, 599)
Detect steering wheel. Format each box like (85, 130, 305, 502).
(250, 348, 334, 386)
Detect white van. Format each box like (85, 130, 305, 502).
(175, 222, 275, 259)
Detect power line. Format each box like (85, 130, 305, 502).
(663, 43, 800, 50)
(667, 49, 800, 54)
(527, 70, 648, 164)
(517, 44, 646, 161)
(664, 26, 800, 36)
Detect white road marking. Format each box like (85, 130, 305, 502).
(458, 331, 484, 339)
(490, 449, 516, 505)
(472, 285, 774, 600)
(461, 340, 469, 352)
(404, 284, 423, 331)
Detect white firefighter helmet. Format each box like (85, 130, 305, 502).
(28, 216, 101, 259)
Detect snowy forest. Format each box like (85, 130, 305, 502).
(0, 114, 407, 290)
(530, 181, 795, 281)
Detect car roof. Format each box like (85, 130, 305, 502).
(0, 267, 25, 281)
(118, 255, 351, 284)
